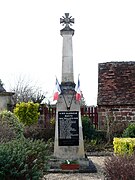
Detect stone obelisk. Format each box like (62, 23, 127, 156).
(61, 14, 74, 83)
(54, 13, 85, 159)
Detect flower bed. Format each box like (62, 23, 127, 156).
(60, 164, 80, 170)
(60, 160, 80, 170)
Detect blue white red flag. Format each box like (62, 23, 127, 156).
(53, 78, 61, 101)
(75, 75, 81, 101)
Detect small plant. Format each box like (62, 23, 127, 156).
(50, 117, 55, 127)
(14, 102, 40, 126)
(122, 123, 135, 138)
(62, 159, 79, 164)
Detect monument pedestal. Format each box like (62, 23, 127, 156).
(54, 90, 84, 159)
(49, 88, 97, 173)
(48, 156, 97, 173)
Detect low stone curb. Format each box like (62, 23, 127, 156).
(86, 151, 113, 156)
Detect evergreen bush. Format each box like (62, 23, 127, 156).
(82, 116, 106, 142)
(0, 138, 49, 180)
(82, 116, 96, 140)
(0, 110, 24, 142)
(14, 102, 40, 126)
(122, 123, 135, 138)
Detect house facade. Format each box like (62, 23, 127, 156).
(0, 84, 14, 112)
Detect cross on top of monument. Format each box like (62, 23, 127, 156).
(60, 13, 74, 30)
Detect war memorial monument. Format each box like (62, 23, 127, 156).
(49, 13, 96, 172)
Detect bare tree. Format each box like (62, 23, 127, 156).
(10, 76, 47, 104)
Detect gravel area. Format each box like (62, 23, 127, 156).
(43, 156, 107, 180)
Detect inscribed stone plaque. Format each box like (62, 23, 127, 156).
(58, 111, 79, 146)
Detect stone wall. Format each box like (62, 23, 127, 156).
(0, 96, 9, 111)
(98, 105, 135, 130)
(0, 93, 14, 112)
(97, 62, 135, 131)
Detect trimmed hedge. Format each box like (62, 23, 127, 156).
(113, 138, 135, 155)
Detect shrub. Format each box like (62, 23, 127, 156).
(84, 139, 101, 152)
(122, 123, 135, 138)
(82, 116, 96, 140)
(0, 138, 49, 180)
(82, 116, 107, 142)
(14, 102, 40, 126)
(24, 124, 55, 142)
(109, 121, 129, 138)
(0, 110, 24, 142)
(104, 154, 135, 180)
(113, 138, 135, 155)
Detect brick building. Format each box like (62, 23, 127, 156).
(97, 61, 135, 132)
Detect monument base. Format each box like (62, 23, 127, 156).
(47, 155, 97, 173)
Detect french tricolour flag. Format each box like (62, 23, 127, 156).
(53, 78, 61, 101)
(75, 75, 81, 101)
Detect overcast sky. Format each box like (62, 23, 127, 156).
(0, 0, 135, 105)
